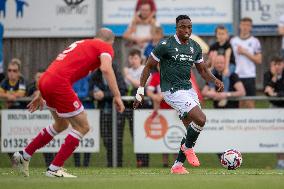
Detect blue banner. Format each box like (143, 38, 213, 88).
(0, 22, 3, 73)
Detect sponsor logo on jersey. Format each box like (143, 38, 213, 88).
(172, 54, 193, 62)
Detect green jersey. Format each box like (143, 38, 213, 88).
(151, 34, 203, 93)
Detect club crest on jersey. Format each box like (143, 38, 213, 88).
(190, 47, 194, 54)
(73, 101, 80, 109)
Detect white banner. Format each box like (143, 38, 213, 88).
(103, 0, 233, 24)
(134, 109, 284, 153)
(241, 0, 284, 25)
(1, 110, 100, 152)
(103, 0, 233, 35)
(0, 0, 96, 37)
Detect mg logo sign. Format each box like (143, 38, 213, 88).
(244, 0, 271, 21)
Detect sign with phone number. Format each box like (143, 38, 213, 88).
(1, 110, 100, 153)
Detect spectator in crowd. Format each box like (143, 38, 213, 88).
(123, 48, 150, 167)
(263, 56, 284, 169)
(90, 63, 127, 167)
(27, 68, 55, 167)
(134, 0, 156, 25)
(202, 55, 245, 109)
(72, 75, 95, 167)
(146, 63, 177, 167)
(0, 58, 26, 167)
(0, 22, 4, 81)
(123, 1, 157, 51)
(144, 26, 164, 59)
(208, 25, 235, 106)
(230, 17, 262, 108)
(278, 14, 284, 57)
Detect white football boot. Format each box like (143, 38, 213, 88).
(13, 151, 30, 177)
(46, 168, 77, 178)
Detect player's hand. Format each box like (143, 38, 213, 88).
(133, 94, 144, 109)
(113, 96, 125, 113)
(133, 87, 144, 109)
(214, 79, 224, 92)
(27, 92, 44, 113)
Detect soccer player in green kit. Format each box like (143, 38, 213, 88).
(133, 15, 224, 174)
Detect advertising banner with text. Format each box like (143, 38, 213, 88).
(1, 110, 100, 152)
(241, 0, 284, 35)
(134, 109, 284, 153)
(103, 0, 233, 36)
(0, 0, 96, 37)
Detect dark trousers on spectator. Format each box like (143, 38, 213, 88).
(73, 153, 91, 167)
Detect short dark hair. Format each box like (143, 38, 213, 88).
(240, 17, 253, 23)
(271, 56, 284, 64)
(176, 15, 191, 25)
(128, 48, 141, 57)
(214, 25, 228, 34)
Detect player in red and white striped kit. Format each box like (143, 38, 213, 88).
(13, 28, 125, 178)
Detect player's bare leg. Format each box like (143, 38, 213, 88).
(171, 106, 206, 174)
(46, 111, 90, 178)
(13, 111, 69, 177)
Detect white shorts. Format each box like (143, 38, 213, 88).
(162, 89, 200, 119)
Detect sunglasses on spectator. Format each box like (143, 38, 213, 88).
(8, 69, 19, 73)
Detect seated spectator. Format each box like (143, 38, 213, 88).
(264, 56, 284, 104)
(0, 58, 26, 108)
(263, 56, 284, 169)
(202, 55, 245, 109)
(90, 63, 127, 167)
(0, 58, 26, 167)
(72, 75, 95, 167)
(123, 1, 156, 50)
(27, 68, 55, 167)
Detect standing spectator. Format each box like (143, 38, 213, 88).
(263, 56, 284, 169)
(0, 58, 26, 167)
(134, 0, 156, 25)
(231, 17, 262, 108)
(202, 55, 245, 109)
(278, 14, 284, 57)
(146, 64, 177, 167)
(123, 1, 156, 50)
(27, 68, 56, 167)
(123, 48, 149, 167)
(90, 63, 127, 167)
(72, 75, 95, 167)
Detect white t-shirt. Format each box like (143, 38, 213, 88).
(230, 36, 262, 78)
(278, 14, 284, 50)
(125, 65, 145, 88)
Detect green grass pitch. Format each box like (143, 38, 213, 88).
(0, 168, 284, 189)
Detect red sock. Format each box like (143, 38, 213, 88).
(24, 124, 57, 156)
(51, 130, 82, 167)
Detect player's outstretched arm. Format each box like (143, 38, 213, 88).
(133, 56, 158, 109)
(195, 62, 224, 92)
(100, 55, 125, 113)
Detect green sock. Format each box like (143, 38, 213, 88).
(175, 137, 186, 163)
(185, 123, 202, 148)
